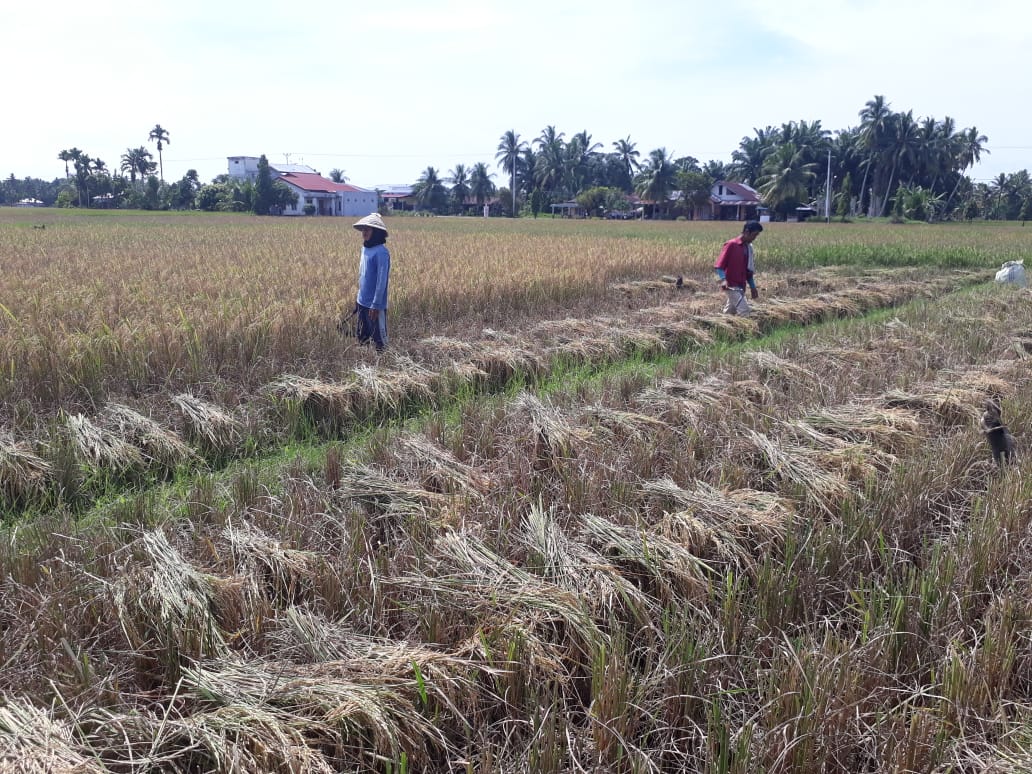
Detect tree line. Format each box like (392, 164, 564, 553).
(3, 97, 1030, 221)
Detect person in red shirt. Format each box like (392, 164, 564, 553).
(713, 221, 763, 316)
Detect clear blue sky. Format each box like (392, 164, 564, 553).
(3, 0, 1027, 188)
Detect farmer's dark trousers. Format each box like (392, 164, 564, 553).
(356, 305, 388, 351)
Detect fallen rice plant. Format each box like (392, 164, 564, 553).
(391, 433, 493, 497)
(180, 658, 448, 769)
(64, 412, 146, 474)
(641, 477, 797, 556)
(0, 434, 51, 506)
(741, 429, 853, 516)
(223, 523, 325, 605)
(579, 512, 716, 604)
(0, 697, 104, 774)
(513, 392, 594, 464)
(521, 503, 658, 630)
(172, 393, 242, 453)
(394, 529, 608, 664)
(110, 529, 231, 663)
(102, 403, 194, 470)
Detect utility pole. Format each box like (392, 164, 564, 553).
(511, 128, 517, 218)
(825, 149, 832, 224)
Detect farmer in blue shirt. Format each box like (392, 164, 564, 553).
(353, 212, 391, 351)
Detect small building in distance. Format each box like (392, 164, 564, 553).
(703, 181, 762, 221)
(227, 157, 378, 217)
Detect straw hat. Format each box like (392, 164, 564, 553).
(353, 212, 388, 235)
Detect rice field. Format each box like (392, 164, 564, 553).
(0, 209, 1030, 772)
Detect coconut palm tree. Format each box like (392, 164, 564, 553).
(730, 129, 775, 184)
(878, 110, 921, 216)
(448, 163, 471, 213)
(148, 124, 171, 182)
(120, 147, 155, 188)
(58, 149, 74, 178)
(858, 95, 893, 215)
(534, 126, 567, 197)
(634, 148, 677, 218)
(612, 136, 641, 187)
(755, 143, 818, 218)
(411, 166, 447, 213)
(328, 169, 348, 183)
(468, 162, 496, 209)
(496, 130, 528, 216)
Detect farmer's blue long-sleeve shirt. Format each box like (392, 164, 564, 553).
(357, 243, 390, 310)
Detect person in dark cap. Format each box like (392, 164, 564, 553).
(713, 220, 763, 316)
(352, 212, 391, 351)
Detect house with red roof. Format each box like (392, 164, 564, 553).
(701, 180, 764, 221)
(275, 171, 378, 217)
(227, 157, 378, 217)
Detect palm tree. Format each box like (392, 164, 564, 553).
(635, 148, 677, 218)
(58, 149, 74, 178)
(72, 152, 92, 207)
(496, 130, 528, 217)
(755, 143, 818, 217)
(148, 124, 171, 182)
(730, 129, 775, 184)
(328, 169, 348, 183)
(534, 126, 567, 196)
(468, 162, 496, 209)
(612, 136, 641, 187)
(448, 163, 470, 213)
(92, 158, 108, 176)
(945, 125, 989, 214)
(411, 166, 447, 213)
(858, 95, 893, 215)
(566, 130, 603, 193)
(879, 110, 921, 216)
(120, 147, 155, 188)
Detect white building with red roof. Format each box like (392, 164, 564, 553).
(227, 157, 378, 217)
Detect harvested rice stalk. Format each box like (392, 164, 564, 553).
(180, 658, 446, 768)
(797, 405, 923, 455)
(552, 332, 623, 363)
(395, 529, 608, 661)
(580, 405, 671, 443)
(938, 368, 1014, 399)
(224, 524, 325, 605)
(266, 374, 353, 423)
(470, 342, 547, 384)
(0, 698, 104, 773)
(172, 393, 242, 452)
(513, 392, 593, 463)
(742, 429, 852, 517)
(522, 504, 658, 629)
(639, 478, 792, 569)
(275, 607, 499, 722)
(392, 433, 493, 497)
(742, 351, 817, 382)
(102, 403, 194, 469)
(642, 478, 796, 552)
(879, 388, 985, 426)
(331, 460, 454, 512)
(579, 512, 715, 603)
(349, 362, 435, 415)
(165, 704, 335, 774)
(65, 412, 146, 473)
(0, 433, 51, 504)
(111, 529, 230, 660)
